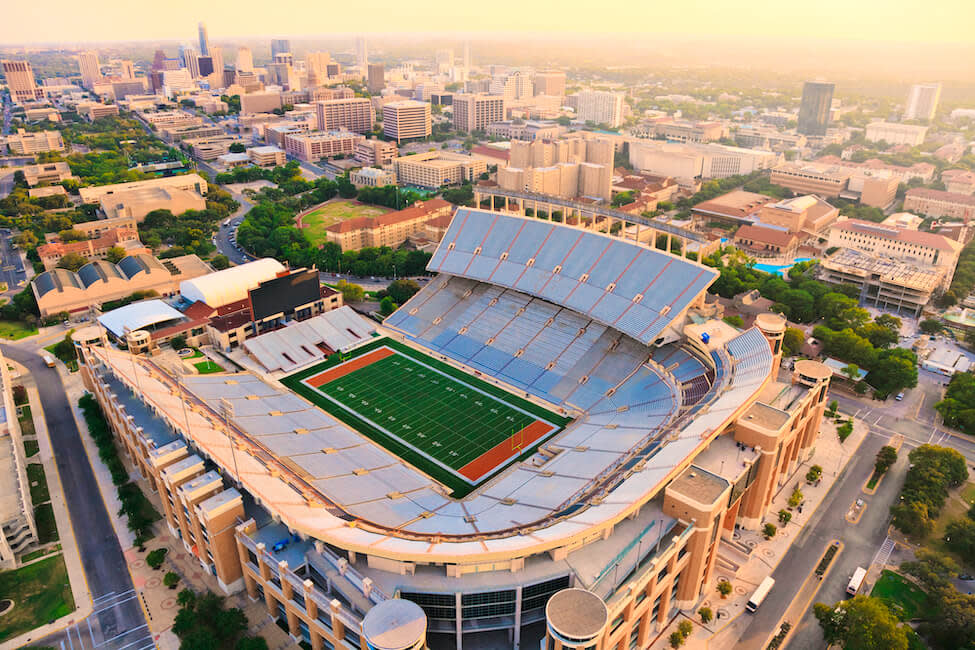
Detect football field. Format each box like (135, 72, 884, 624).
(282, 340, 570, 496)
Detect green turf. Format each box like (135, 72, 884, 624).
(33, 503, 58, 544)
(0, 320, 37, 341)
(870, 570, 936, 621)
(194, 360, 224, 374)
(0, 554, 75, 642)
(23, 439, 39, 458)
(300, 200, 391, 246)
(282, 338, 572, 497)
(27, 463, 49, 505)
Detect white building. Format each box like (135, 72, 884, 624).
(865, 122, 928, 147)
(904, 83, 941, 121)
(575, 90, 624, 128)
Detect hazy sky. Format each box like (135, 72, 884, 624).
(2, 0, 973, 44)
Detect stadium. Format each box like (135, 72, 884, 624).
(76, 207, 831, 650)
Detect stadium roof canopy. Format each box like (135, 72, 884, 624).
(97, 299, 186, 338)
(180, 258, 285, 308)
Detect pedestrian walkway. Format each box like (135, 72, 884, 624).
(646, 416, 870, 649)
(0, 367, 93, 650)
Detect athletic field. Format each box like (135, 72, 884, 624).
(297, 200, 391, 246)
(281, 339, 571, 496)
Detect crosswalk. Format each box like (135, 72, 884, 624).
(871, 537, 896, 570)
(57, 589, 155, 650)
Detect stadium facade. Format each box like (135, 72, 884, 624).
(76, 208, 831, 650)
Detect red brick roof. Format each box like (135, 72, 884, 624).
(735, 224, 797, 248)
(906, 187, 975, 207)
(471, 146, 509, 162)
(326, 199, 453, 234)
(833, 218, 962, 252)
(37, 227, 141, 259)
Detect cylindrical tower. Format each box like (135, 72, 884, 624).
(545, 588, 608, 649)
(361, 599, 427, 650)
(125, 329, 152, 355)
(754, 312, 786, 377)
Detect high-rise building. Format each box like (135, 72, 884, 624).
(2, 60, 42, 104)
(78, 51, 101, 89)
(237, 47, 254, 73)
(452, 94, 505, 133)
(355, 36, 368, 68)
(435, 49, 453, 73)
(575, 90, 624, 128)
(314, 98, 374, 133)
(463, 41, 471, 71)
(534, 70, 566, 98)
(367, 63, 385, 94)
(271, 39, 291, 59)
(905, 83, 942, 121)
(208, 46, 225, 87)
(383, 100, 431, 143)
(119, 60, 135, 80)
(183, 47, 200, 78)
(197, 22, 210, 56)
(197, 56, 213, 78)
(797, 81, 834, 137)
(306, 52, 330, 84)
(490, 71, 533, 101)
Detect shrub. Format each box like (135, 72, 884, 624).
(764, 523, 777, 539)
(837, 420, 854, 442)
(699, 606, 713, 624)
(766, 622, 792, 650)
(816, 544, 839, 575)
(669, 631, 685, 649)
(677, 620, 693, 638)
(788, 488, 803, 508)
(147, 548, 168, 570)
(874, 446, 897, 475)
(12, 385, 27, 405)
(170, 335, 187, 350)
(778, 510, 792, 525)
(717, 579, 733, 597)
(806, 465, 823, 482)
(854, 382, 868, 395)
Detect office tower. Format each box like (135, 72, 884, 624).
(152, 50, 167, 70)
(355, 36, 368, 67)
(367, 63, 384, 94)
(78, 51, 101, 89)
(237, 47, 254, 73)
(2, 60, 42, 103)
(119, 60, 135, 80)
(306, 51, 330, 83)
(797, 81, 834, 137)
(208, 46, 225, 87)
(198, 22, 210, 56)
(271, 39, 291, 59)
(196, 56, 213, 77)
(314, 98, 374, 133)
(575, 90, 624, 128)
(905, 83, 942, 121)
(452, 94, 505, 133)
(534, 70, 566, 97)
(463, 41, 471, 70)
(490, 70, 533, 101)
(273, 52, 293, 67)
(383, 100, 432, 143)
(435, 49, 453, 73)
(182, 47, 200, 78)
(326, 62, 341, 77)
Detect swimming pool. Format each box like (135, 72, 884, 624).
(753, 258, 814, 277)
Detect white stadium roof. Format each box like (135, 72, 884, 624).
(179, 258, 285, 308)
(98, 299, 185, 338)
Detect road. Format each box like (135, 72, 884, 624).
(0, 228, 28, 290)
(1, 344, 152, 650)
(735, 431, 903, 649)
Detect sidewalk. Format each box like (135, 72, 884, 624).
(646, 416, 870, 650)
(0, 366, 92, 650)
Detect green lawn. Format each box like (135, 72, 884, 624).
(0, 554, 75, 642)
(194, 360, 224, 374)
(19, 412, 35, 437)
(282, 338, 571, 497)
(27, 463, 49, 505)
(299, 200, 391, 246)
(20, 545, 61, 563)
(870, 570, 936, 621)
(33, 503, 59, 544)
(23, 439, 39, 458)
(0, 320, 37, 341)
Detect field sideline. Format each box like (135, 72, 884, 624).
(281, 338, 572, 497)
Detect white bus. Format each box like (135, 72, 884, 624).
(746, 577, 775, 613)
(42, 354, 56, 368)
(847, 567, 867, 596)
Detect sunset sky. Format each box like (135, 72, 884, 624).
(2, 0, 973, 44)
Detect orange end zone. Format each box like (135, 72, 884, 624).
(458, 420, 555, 482)
(305, 347, 395, 387)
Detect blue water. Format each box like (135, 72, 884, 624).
(753, 257, 813, 277)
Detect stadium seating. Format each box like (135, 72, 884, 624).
(429, 209, 718, 345)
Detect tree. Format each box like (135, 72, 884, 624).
(723, 315, 744, 328)
(837, 420, 854, 442)
(779, 509, 792, 525)
(920, 318, 944, 335)
(826, 400, 839, 418)
(236, 638, 269, 650)
(789, 488, 803, 508)
(783, 327, 804, 356)
(677, 620, 693, 638)
(164, 571, 181, 589)
(867, 348, 918, 397)
(57, 252, 88, 272)
(105, 246, 126, 264)
(379, 296, 396, 316)
(698, 607, 713, 624)
(386, 278, 420, 304)
(669, 631, 685, 649)
(170, 335, 187, 350)
(210, 254, 230, 270)
(945, 518, 975, 564)
(336, 279, 365, 302)
(53, 332, 77, 362)
(58, 229, 88, 242)
(875, 446, 898, 475)
(935, 373, 975, 434)
(813, 596, 910, 650)
(764, 523, 777, 539)
(842, 363, 861, 382)
(229, 142, 246, 153)
(336, 175, 357, 199)
(146, 548, 168, 570)
(717, 580, 732, 598)
(891, 445, 968, 536)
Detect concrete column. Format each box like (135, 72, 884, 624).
(257, 543, 270, 581)
(330, 600, 345, 639)
(513, 586, 523, 648)
(304, 580, 317, 619)
(504, 196, 509, 211)
(456, 592, 464, 650)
